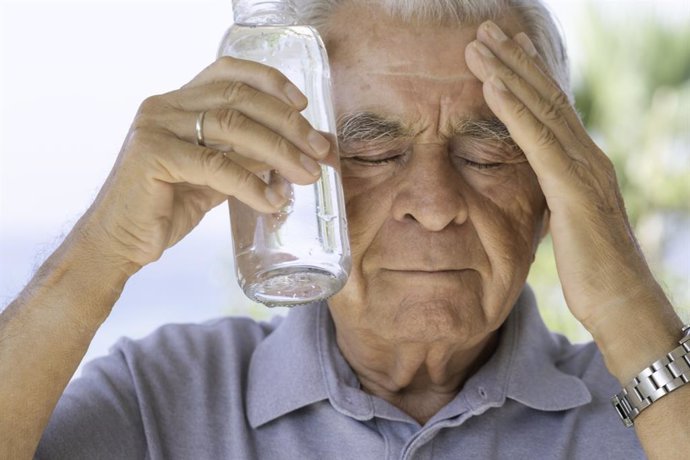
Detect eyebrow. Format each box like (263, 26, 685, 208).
(337, 112, 411, 146)
(337, 111, 519, 151)
(452, 117, 521, 152)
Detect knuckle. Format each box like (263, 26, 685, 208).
(512, 100, 531, 120)
(136, 96, 165, 124)
(133, 95, 178, 137)
(500, 67, 520, 86)
(550, 90, 570, 111)
(139, 95, 158, 112)
(282, 108, 305, 132)
(262, 66, 287, 86)
(199, 149, 227, 177)
(536, 124, 557, 147)
(122, 126, 163, 164)
(232, 168, 255, 192)
(217, 108, 246, 134)
(222, 81, 249, 104)
(271, 135, 292, 156)
(128, 125, 155, 147)
(216, 55, 239, 70)
(511, 44, 531, 68)
(538, 96, 561, 123)
(598, 152, 616, 174)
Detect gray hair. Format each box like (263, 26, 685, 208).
(295, 0, 571, 97)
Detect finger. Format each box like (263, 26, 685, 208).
(163, 81, 331, 160)
(152, 134, 289, 212)
(179, 108, 323, 186)
(465, 39, 579, 152)
(183, 56, 308, 110)
(481, 77, 571, 186)
(512, 32, 593, 149)
(473, 21, 593, 147)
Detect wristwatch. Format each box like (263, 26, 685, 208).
(611, 324, 690, 427)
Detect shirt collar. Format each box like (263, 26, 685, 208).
(246, 285, 591, 428)
(247, 301, 374, 428)
(246, 303, 329, 428)
(454, 286, 592, 417)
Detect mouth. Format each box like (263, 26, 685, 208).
(380, 268, 469, 275)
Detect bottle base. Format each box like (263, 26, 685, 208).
(244, 266, 346, 307)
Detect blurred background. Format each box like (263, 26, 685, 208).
(0, 0, 688, 372)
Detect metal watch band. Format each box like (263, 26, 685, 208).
(611, 325, 690, 427)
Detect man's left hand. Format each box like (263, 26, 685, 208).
(464, 20, 680, 369)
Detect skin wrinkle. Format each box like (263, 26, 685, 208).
(325, 3, 545, 423)
(367, 71, 479, 83)
(338, 111, 525, 164)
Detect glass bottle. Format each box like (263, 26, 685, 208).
(218, 0, 351, 307)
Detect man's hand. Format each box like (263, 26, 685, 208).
(464, 20, 687, 460)
(464, 20, 668, 333)
(0, 57, 331, 458)
(81, 56, 330, 271)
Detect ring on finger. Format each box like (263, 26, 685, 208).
(195, 111, 207, 147)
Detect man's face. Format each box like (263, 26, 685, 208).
(325, 5, 547, 348)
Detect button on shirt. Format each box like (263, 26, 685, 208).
(36, 286, 643, 459)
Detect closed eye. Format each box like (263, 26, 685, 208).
(346, 154, 503, 169)
(460, 158, 503, 170)
(347, 154, 404, 165)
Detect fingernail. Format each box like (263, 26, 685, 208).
(284, 83, 307, 108)
(515, 32, 538, 57)
(473, 41, 495, 58)
(265, 186, 287, 207)
(490, 76, 507, 92)
(300, 154, 322, 176)
(308, 130, 330, 157)
(484, 21, 507, 42)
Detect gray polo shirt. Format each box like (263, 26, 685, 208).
(36, 286, 643, 459)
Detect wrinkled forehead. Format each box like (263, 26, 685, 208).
(322, 1, 520, 72)
(323, 6, 475, 77)
(323, 3, 517, 116)
(322, 4, 521, 130)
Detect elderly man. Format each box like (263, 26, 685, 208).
(1, 0, 688, 458)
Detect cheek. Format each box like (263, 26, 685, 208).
(330, 175, 394, 312)
(467, 166, 545, 263)
(341, 175, 393, 266)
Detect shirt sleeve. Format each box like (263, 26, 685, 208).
(35, 341, 147, 459)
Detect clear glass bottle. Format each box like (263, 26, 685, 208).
(218, 0, 351, 307)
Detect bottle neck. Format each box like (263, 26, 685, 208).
(233, 0, 298, 26)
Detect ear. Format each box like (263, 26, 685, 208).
(531, 207, 550, 264)
(539, 207, 550, 241)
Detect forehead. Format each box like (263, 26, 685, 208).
(323, 4, 519, 129)
(325, 4, 477, 77)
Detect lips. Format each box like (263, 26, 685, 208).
(383, 267, 466, 271)
(380, 268, 469, 274)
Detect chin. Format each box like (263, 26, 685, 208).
(381, 290, 487, 344)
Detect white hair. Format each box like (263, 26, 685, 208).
(295, 0, 571, 97)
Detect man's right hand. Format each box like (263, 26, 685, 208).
(0, 57, 331, 459)
(81, 56, 330, 271)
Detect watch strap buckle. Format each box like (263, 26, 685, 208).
(611, 392, 636, 428)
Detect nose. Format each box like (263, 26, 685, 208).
(391, 145, 469, 231)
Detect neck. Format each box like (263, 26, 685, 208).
(335, 326, 499, 425)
